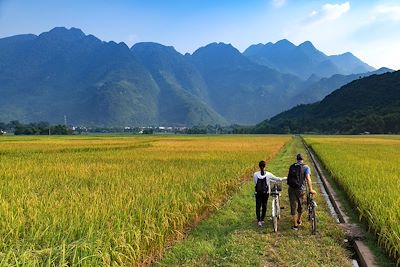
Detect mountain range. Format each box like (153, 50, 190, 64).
(243, 40, 375, 80)
(0, 27, 392, 126)
(255, 71, 400, 134)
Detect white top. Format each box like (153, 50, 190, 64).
(253, 171, 286, 194)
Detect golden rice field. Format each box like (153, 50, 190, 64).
(0, 135, 289, 266)
(304, 135, 400, 265)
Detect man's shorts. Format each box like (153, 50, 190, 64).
(288, 186, 305, 215)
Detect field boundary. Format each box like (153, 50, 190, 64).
(301, 137, 377, 267)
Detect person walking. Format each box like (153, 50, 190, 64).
(287, 154, 317, 230)
(254, 160, 285, 227)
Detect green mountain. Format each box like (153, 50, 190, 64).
(243, 40, 375, 80)
(190, 42, 304, 124)
(0, 28, 225, 126)
(256, 71, 400, 134)
(0, 27, 161, 126)
(131, 42, 227, 126)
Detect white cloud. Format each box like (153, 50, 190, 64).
(266, 1, 400, 70)
(375, 4, 400, 22)
(305, 2, 350, 24)
(271, 0, 286, 8)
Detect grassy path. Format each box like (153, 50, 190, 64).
(155, 137, 352, 266)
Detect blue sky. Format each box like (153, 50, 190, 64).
(1, 0, 399, 69)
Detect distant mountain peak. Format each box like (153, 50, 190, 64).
(337, 51, 354, 57)
(191, 42, 252, 73)
(131, 42, 181, 61)
(193, 42, 240, 56)
(376, 67, 393, 73)
(306, 73, 321, 82)
(132, 42, 176, 52)
(39, 27, 86, 41)
(275, 39, 295, 47)
(249, 43, 264, 49)
(276, 39, 291, 44)
(205, 42, 235, 49)
(49, 27, 85, 36)
(299, 41, 315, 49)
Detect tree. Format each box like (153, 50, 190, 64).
(0, 122, 6, 131)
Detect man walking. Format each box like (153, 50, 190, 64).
(287, 154, 317, 230)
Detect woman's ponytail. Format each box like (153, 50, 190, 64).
(259, 161, 266, 176)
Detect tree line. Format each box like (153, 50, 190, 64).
(246, 112, 400, 135)
(2, 115, 399, 136)
(0, 121, 71, 135)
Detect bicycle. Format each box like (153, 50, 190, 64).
(270, 180, 283, 232)
(307, 192, 317, 234)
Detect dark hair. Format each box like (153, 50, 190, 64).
(259, 160, 266, 175)
(296, 154, 303, 161)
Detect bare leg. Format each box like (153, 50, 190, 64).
(297, 213, 302, 224)
(292, 215, 298, 226)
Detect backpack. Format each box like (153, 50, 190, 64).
(287, 163, 305, 189)
(255, 177, 268, 194)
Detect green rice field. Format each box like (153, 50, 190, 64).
(304, 135, 400, 265)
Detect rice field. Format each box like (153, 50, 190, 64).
(0, 135, 289, 266)
(304, 135, 400, 265)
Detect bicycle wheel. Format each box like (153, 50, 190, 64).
(276, 196, 281, 220)
(310, 206, 317, 234)
(307, 195, 312, 221)
(272, 198, 278, 232)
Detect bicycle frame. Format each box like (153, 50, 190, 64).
(270, 181, 282, 232)
(306, 191, 317, 234)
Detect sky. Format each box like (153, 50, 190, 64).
(0, 0, 399, 70)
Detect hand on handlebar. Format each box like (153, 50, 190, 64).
(310, 189, 317, 195)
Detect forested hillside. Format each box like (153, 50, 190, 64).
(255, 71, 400, 134)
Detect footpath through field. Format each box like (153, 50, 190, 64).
(156, 137, 352, 266)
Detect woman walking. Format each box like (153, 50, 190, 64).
(254, 160, 285, 227)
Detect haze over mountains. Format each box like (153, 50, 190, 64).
(0, 27, 392, 127)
